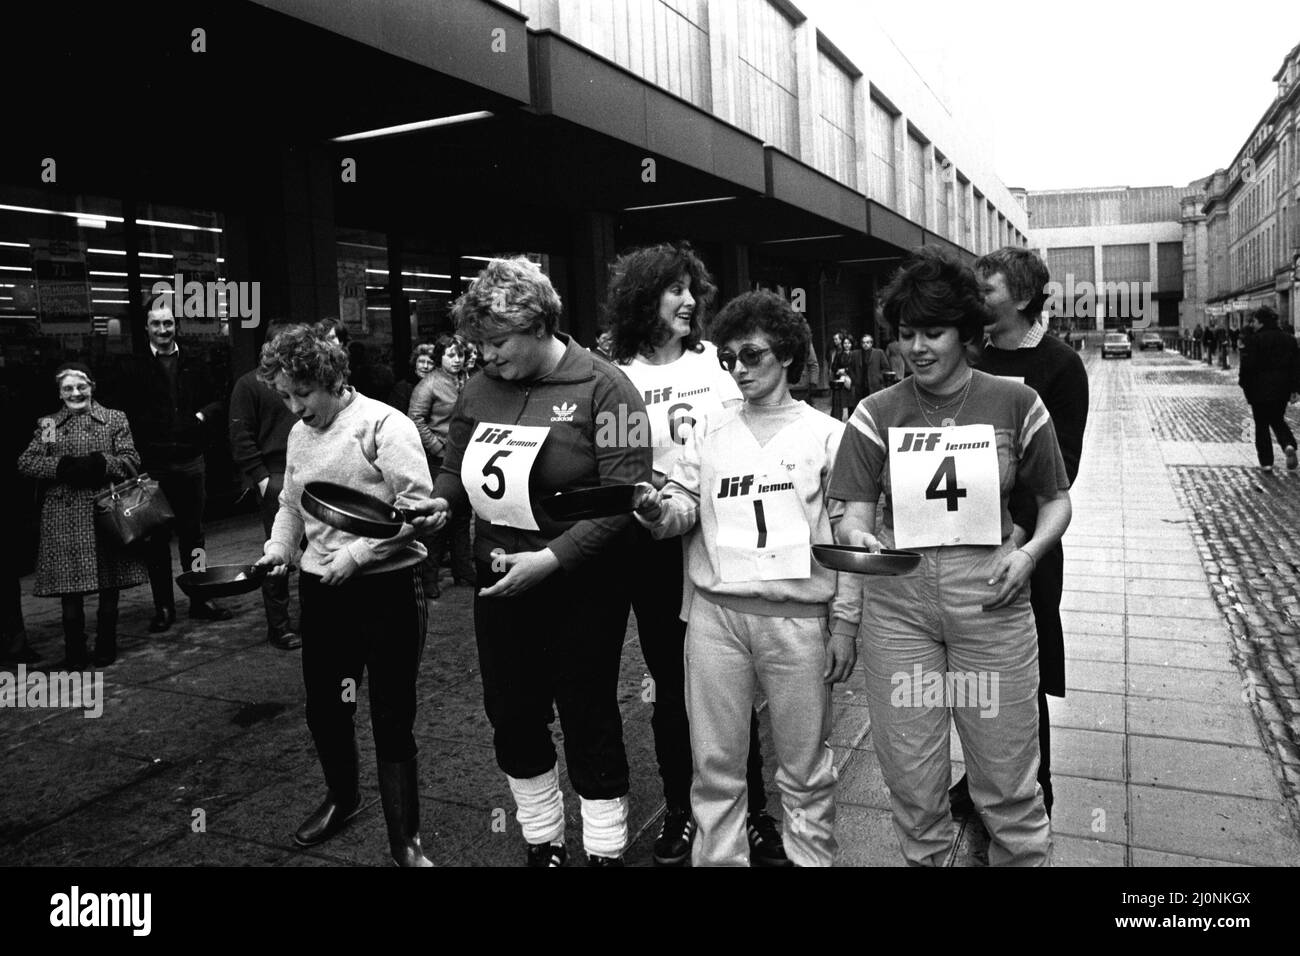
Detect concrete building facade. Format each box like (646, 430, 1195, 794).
(1027, 186, 1190, 334)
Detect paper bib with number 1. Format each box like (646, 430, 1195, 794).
(889, 424, 1000, 548)
(714, 471, 811, 582)
(461, 422, 551, 531)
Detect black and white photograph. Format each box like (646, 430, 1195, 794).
(0, 0, 1296, 931)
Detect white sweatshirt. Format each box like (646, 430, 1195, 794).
(641, 400, 862, 637)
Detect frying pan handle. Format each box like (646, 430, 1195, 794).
(249, 562, 297, 578)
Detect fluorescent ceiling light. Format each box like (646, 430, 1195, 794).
(837, 257, 903, 264)
(759, 234, 844, 245)
(331, 110, 494, 142)
(623, 197, 737, 212)
(0, 265, 32, 272)
(77, 217, 108, 230)
(90, 270, 127, 277)
(0, 203, 123, 224)
(0, 241, 31, 249)
(92, 299, 129, 304)
(137, 218, 222, 234)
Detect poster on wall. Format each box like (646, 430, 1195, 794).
(31, 239, 91, 335)
(169, 248, 222, 337)
(337, 258, 367, 335)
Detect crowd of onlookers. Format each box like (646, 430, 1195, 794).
(0, 312, 484, 669)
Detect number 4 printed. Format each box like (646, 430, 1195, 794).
(925, 456, 967, 512)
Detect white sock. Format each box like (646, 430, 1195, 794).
(581, 795, 629, 858)
(507, 768, 565, 845)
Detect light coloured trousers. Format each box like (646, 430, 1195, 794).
(685, 596, 837, 867)
(862, 541, 1051, 867)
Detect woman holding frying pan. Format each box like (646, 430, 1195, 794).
(417, 257, 651, 866)
(252, 324, 437, 867)
(631, 290, 860, 867)
(604, 241, 788, 866)
(828, 247, 1071, 866)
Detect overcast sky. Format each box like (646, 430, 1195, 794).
(812, 0, 1300, 192)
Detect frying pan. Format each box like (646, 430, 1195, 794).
(176, 563, 287, 599)
(540, 484, 641, 522)
(302, 481, 419, 539)
(812, 545, 922, 576)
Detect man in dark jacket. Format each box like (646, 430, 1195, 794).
(121, 302, 230, 630)
(969, 246, 1089, 819)
(1239, 305, 1299, 471)
(229, 318, 301, 648)
(848, 333, 886, 409)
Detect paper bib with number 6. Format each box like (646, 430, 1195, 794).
(461, 422, 551, 531)
(714, 471, 811, 582)
(889, 424, 1000, 548)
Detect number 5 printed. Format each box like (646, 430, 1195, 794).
(481, 450, 512, 500)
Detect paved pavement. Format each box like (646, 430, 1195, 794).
(3, 343, 1299, 866)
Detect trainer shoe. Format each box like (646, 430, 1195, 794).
(525, 841, 567, 867)
(586, 853, 625, 867)
(652, 805, 696, 866)
(1286, 445, 1298, 470)
(1262, 464, 1273, 472)
(747, 810, 793, 867)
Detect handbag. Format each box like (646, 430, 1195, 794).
(93, 462, 175, 547)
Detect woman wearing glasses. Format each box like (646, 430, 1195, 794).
(16, 362, 148, 668)
(604, 242, 787, 866)
(828, 248, 1070, 866)
(633, 290, 860, 867)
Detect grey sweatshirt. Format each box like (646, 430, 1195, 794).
(267, 389, 431, 576)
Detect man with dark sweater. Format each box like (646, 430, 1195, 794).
(230, 319, 301, 649)
(121, 302, 230, 630)
(959, 246, 1089, 821)
(1239, 305, 1300, 471)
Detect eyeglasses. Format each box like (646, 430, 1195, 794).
(717, 346, 771, 371)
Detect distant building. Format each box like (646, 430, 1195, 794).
(1026, 186, 1191, 332)
(1200, 41, 1300, 331)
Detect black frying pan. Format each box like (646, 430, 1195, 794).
(176, 563, 283, 599)
(302, 481, 419, 539)
(540, 484, 641, 522)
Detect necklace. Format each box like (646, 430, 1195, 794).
(913, 373, 973, 428)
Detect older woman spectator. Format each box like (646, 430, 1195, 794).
(253, 325, 435, 866)
(16, 362, 148, 667)
(416, 257, 651, 866)
(408, 334, 473, 593)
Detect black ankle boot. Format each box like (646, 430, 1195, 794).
(93, 633, 117, 667)
(377, 758, 432, 867)
(294, 791, 363, 847)
(294, 739, 361, 847)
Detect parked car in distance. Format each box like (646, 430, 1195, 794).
(1140, 333, 1163, 351)
(1102, 333, 1132, 359)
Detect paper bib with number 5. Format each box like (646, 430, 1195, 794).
(461, 422, 551, 531)
(714, 471, 811, 582)
(889, 424, 1000, 548)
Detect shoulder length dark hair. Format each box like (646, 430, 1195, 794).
(603, 241, 717, 363)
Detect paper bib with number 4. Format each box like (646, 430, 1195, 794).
(714, 472, 811, 582)
(889, 424, 1000, 548)
(461, 422, 551, 531)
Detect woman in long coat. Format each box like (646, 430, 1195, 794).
(16, 362, 148, 668)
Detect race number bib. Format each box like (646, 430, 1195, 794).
(461, 423, 551, 531)
(889, 425, 1000, 548)
(713, 471, 811, 582)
